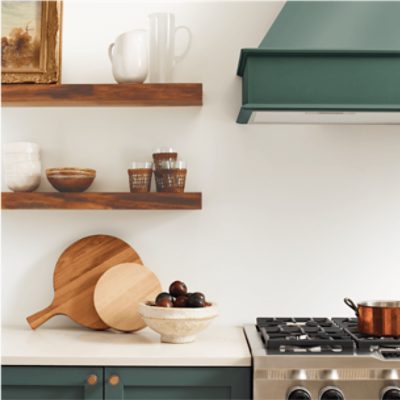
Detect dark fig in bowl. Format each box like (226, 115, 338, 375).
(187, 292, 206, 308)
(174, 295, 189, 308)
(156, 297, 174, 308)
(156, 292, 173, 303)
(169, 281, 188, 298)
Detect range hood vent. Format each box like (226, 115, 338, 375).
(237, 1, 400, 124)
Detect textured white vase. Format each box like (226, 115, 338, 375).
(4, 142, 41, 192)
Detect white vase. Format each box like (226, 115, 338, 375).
(108, 30, 148, 84)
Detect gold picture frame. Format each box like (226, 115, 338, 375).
(2, 1, 62, 84)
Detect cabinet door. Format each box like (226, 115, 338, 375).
(2, 366, 103, 400)
(105, 367, 251, 400)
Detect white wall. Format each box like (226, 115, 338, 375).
(2, 1, 400, 328)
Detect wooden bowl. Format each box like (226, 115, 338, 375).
(46, 167, 96, 177)
(46, 168, 96, 192)
(138, 302, 218, 344)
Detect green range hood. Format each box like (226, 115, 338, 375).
(237, 1, 400, 124)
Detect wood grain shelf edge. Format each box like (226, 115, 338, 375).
(1, 83, 203, 107)
(1, 192, 202, 210)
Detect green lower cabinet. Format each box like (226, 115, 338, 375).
(2, 367, 103, 400)
(105, 367, 251, 400)
(2, 366, 251, 400)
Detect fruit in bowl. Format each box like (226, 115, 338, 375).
(139, 281, 217, 344)
(139, 301, 218, 344)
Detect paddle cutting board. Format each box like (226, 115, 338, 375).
(93, 263, 161, 332)
(27, 235, 143, 330)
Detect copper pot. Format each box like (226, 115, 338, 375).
(344, 298, 400, 337)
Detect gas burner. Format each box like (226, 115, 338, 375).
(256, 317, 355, 355)
(334, 318, 400, 356)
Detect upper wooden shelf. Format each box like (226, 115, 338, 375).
(2, 192, 202, 210)
(1, 83, 203, 107)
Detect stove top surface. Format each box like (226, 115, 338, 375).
(256, 317, 400, 356)
(334, 318, 400, 356)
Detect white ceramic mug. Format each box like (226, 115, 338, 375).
(148, 13, 192, 83)
(108, 29, 148, 83)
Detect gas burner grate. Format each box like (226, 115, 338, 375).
(334, 318, 400, 354)
(380, 351, 400, 359)
(256, 318, 355, 355)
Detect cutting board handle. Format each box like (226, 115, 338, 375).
(26, 304, 60, 329)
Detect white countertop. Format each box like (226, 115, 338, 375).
(2, 326, 251, 367)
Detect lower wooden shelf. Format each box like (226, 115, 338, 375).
(1, 192, 202, 210)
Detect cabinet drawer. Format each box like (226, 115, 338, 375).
(2, 366, 103, 400)
(105, 367, 251, 400)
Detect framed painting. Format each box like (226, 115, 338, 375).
(1, 1, 62, 84)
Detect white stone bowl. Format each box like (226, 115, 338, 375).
(138, 302, 218, 344)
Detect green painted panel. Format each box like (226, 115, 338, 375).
(2, 385, 84, 400)
(241, 53, 400, 110)
(3, 366, 251, 400)
(105, 367, 251, 400)
(236, 2, 400, 122)
(124, 386, 230, 399)
(2, 367, 103, 400)
(260, 1, 400, 51)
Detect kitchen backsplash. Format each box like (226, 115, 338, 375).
(2, 1, 400, 327)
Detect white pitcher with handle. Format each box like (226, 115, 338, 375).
(148, 13, 192, 83)
(108, 29, 148, 83)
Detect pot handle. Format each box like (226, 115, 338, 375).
(344, 298, 359, 316)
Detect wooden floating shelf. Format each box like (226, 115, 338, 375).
(1, 192, 202, 210)
(1, 83, 203, 107)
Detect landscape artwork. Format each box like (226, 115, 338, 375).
(2, 1, 43, 71)
(1, 1, 62, 83)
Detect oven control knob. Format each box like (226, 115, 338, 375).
(287, 387, 312, 400)
(319, 386, 345, 400)
(381, 387, 400, 400)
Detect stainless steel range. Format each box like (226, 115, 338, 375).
(244, 318, 400, 400)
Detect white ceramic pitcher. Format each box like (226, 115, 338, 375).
(108, 29, 148, 83)
(148, 13, 192, 83)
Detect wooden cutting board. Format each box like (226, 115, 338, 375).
(26, 235, 143, 330)
(93, 263, 161, 332)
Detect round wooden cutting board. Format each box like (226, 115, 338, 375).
(93, 263, 161, 332)
(26, 235, 143, 330)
